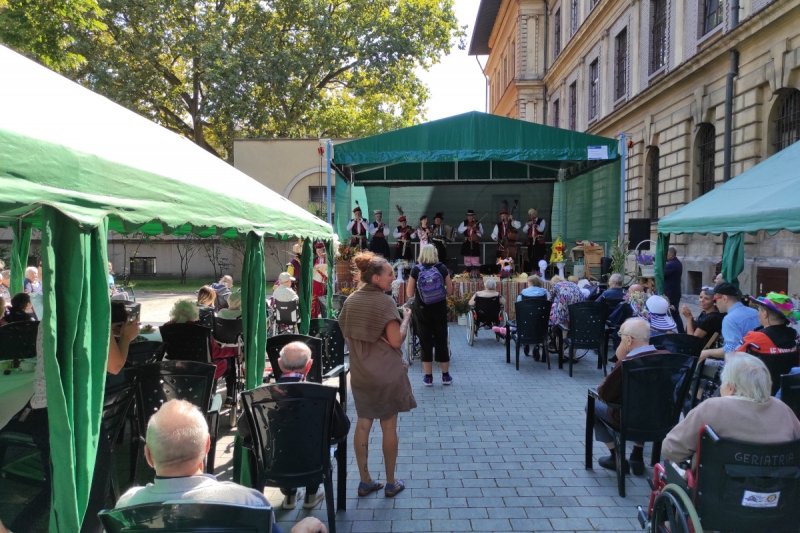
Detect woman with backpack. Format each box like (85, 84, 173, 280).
(406, 244, 454, 386)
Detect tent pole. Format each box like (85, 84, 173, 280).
(326, 140, 333, 224)
(619, 133, 626, 239)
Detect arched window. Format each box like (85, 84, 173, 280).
(647, 147, 660, 221)
(774, 89, 800, 153)
(697, 123, 716, 196)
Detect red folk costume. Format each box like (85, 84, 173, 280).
(312, 242, 328, 318)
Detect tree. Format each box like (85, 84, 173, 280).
(111, 231, 154, 284)
(200, 237, 232, 280)
(3, 0, 462, 160)
(175, 235, 202, 284)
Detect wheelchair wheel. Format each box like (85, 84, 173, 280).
(649, 485, 697, 533)
(405, 320, 414, 365)
(467, 312, 475, 346)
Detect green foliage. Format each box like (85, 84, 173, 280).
(2, 0, 462, 160)
(609, 233, 629, 276)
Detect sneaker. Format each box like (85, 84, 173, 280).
(303, 489, 325, 509)
(598, 455, 630, 474)
(282, 490, 301, 510)
(422, 375, 433, 387)
(442, 374, 453, 386)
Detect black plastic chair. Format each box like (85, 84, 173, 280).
(330, 295, 348, 314)
(309, 319, 350, 412)
(468, 295, 504, 346)
(749, 349, 799, 396)
(506, 299, 551, 371)
(102, 368, 141, 503)
(159, 322, 213, 365)
(559, 301, 609, 377)
(586, 352, 696, 497)
(134, 361, 221, 480)
(650, 334, 705, 358)
(214, 316, 245, 426)
(125, 341, 166, 368)
(0, 320, 40, 360)
(241, 383, 339, 533)
(780, 372, 800, 419)
(197, 305, 216, 330)
(99, 502, 273, 533)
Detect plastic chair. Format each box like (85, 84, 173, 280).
(650, 334, 705, 358)
(506, 299, 551, 371)
(585, 352, 696, 497)
(309, 319, 350, 412)
(559, 301, 609, 377)
(159, 322, 213, 365)
(330, 295, 348, 314)
(101, 368, 140, 503)
(0, 320, 40, 360)
(241, 383, 339, 533)
(780, 372, 800, 419)
(134, 361, 221, 480)
(748, 349, 799, 396)
(214, 316, 244, 426)
(467, 295, 504, 346)
(125, 341, 166, 368)
(99, 502, 273, 533)
(266, 334, 324, 383)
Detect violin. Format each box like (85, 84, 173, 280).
(500, 200, 519, 260)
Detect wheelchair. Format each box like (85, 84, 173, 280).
(638, 425, 800, 533)
(268, 299, 299, 336)
(467, 295, 507, 346)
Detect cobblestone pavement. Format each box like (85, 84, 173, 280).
(213, 317, 691, 533)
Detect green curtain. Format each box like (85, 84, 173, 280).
(40, 208, 110, 533)
(721, 232, 745, 290)
(10, 220, 32, 295)
(654, 233, 670, 295)
(325, 239, 334, 317)
(299, 239, 313, 334)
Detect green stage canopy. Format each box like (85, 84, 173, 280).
(655, 139, 800, 291)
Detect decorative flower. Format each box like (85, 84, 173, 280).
(636, 253, 655, 265)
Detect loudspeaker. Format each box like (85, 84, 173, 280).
(628, 219, 651, 250)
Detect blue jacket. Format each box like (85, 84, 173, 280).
(663, 257, 683, 305)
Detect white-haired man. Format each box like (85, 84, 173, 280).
(273, 272, 299, 304)
(116, 399, 326, 533)
(468, 277, 506, 308)
(591, 318, 670, 475)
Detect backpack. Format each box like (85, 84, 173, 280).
(416, 263, 447, 305)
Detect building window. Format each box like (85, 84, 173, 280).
(650, 0, 667, 74)
(701, 0, 723, 34)
(697, 124, 716, 196)
(571, 0, 579, 35)
(503, 54, 509, 87)
(615, 29, 628, 100)
(591, 0, 601, 7)
(774, 89, 800, 153)
(510, 40, 515, 82)
(588, 60, 599, 120)
(553, 99, 560, 127)
(648, 147, 660, 221)
(130, 257, 157, 276)
(554, 9, 562, 58)
(568, 82, 577, 131)
(309, 186, 335, 203)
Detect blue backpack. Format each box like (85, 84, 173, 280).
(416, 263, 447, 305)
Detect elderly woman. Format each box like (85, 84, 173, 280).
(0, 270, 10, 300)
(517, 274, 549, 302)
(663, 353, 800, 463)
(468, 277, 506, 307)
(680, 286, 724, 342)
(23, 266, 42, 295)
(338, 251, 416, 498)
(165, 300, 236, 380)
(218, 292, 242, 320)
(549, 275, 585, 329)
(645, 295, 677, 335)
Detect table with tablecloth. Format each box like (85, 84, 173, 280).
(0, 365, 36, 429)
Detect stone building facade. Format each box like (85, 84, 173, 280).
(471, 0, 800, 295)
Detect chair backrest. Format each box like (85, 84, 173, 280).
(473, 295, 502, 323)
(266, 334, 323, 383)
(650, 333, 706, 358)
(136, 361, 216, 431)
(620, 352, 696, 442)
(0, 320, 40, 361)
(197, 305, 216, 330)
(241, 382, 336, 490)
(214, 316, 243, 345)
(330, 295, 348, 312)
(693, 425, 800, 532)
(99, 502, 273, 533)
(780, 373, 800, 419)
(125, 341, 166, 368)
(102, 368, 140, 450)
(159, 322, 213, 364)
(749, 350, 800, 396)
(566, 301, 608, 348)
(308, 319, 347, 371)
(274, 299, 299, 325)
(318, 297, 329, 319)
(514, 299, 551, 344)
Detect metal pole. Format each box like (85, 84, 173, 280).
(325, 140, 333, 224)
(619, 133, 626, 239)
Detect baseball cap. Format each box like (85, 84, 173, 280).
(278, 272, 295, 283)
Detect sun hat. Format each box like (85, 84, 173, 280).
(645, 295, 676, 331)
(278, 272, 295, 283)
(749, 292, 800, 324)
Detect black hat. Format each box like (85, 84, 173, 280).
(466, 209, 475, 216)
(712, 282, 739, 298)
(434, 212, 444, 219)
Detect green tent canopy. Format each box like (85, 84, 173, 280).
(0, 44, 334, 532)
(654, 139, 800, 291)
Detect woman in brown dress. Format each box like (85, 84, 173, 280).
(338, 251, 416, 498)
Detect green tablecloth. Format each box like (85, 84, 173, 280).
(0, 367, 36, 429)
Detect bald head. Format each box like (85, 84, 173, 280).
(628, 283, 643, 295)
(279, 341, 312, 372)
(620, 318, 651, 345)
(145, 399, 209, 475)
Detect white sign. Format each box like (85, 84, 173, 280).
(587, 145, 609, 160)
(741, 490, 780, 508)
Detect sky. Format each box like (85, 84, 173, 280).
(416, 0, 488, 122)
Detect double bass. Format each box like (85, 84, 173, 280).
(500, 200, 519, 261)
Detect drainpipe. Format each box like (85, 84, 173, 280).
(731, 0, 740, 28)
(542, 1, 549, 125)
(723, 49, 739, 182)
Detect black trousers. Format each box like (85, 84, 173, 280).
(413, 305, 450, 364)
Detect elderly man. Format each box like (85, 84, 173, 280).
(699, 282, 760, 362)
(663, 247, 684, 333)
(592, 318, 670, 475)
(117, 399, 326, 533)
(273, 272, 299, 303)
(663, 353, 800, 463)
(598, 273, 625, 307)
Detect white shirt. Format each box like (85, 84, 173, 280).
(369, 220, 387, 235)
(522, 218, 546, 235)
(272, 285, 299, 303)
(490, 220, 521, 241)
(457, 221, 483, 237)
(346, 219, 370, 237)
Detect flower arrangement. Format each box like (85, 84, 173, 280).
(337, 242, 356, 262)
(550, 235, 565, 263)
(339, 286, 355, 295)
(636, 253, 655, 265)
(452, 271, 472, 282)
(447, 293, 472, 316)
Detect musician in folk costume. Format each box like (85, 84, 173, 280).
(491, 208, 521, 259)
(393, 209, 416, 261)
(311, 241, 328, 318)
(522, 208, 547, 270)
(286, 242, 302, 294)
(430, 212, 452, 262)
(368, 209, 391, 258)
(457, 209, 483, 273)
(416, 215, 432, 247)
(347, 206, 370, 249)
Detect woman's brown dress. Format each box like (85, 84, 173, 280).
(338, 284, 417, 420)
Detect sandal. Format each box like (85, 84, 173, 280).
(357, 480, 383, 497)
(384, 479, 405, 497)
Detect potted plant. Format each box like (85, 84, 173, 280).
(636, 253, 655, 277)
(448, 293, 472, 325)
(336, 242, 355, 283)
(608, 234, 629, 280)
